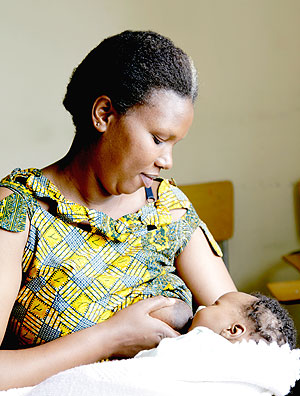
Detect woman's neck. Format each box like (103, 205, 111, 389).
(42, 145, 147, 219)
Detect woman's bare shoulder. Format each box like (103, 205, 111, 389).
(0, 186, 15, 200)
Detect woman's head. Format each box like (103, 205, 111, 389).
(63, 30, 198, 136)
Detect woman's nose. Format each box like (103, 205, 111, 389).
(155, 148, 173, 170)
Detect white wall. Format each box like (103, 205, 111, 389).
(1, 0, 300, 331)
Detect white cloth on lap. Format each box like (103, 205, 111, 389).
(1, 327, 300, 396)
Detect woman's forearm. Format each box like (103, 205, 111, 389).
(0, 322, 112, 389)
(0, 296, 178, 390)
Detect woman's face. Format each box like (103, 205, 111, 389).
(94, 90, 194, 196)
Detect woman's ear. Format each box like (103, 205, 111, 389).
(220, 323, 247, 341)
(92, 96, 116, 132)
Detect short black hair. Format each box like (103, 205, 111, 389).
(244, 293, 297, 349)
(63, 30, 198, 135)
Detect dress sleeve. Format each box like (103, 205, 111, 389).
(0, 192, 27, 232)
(175, 201, 223, 258)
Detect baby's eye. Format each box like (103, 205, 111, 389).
(153, 135, 163, 145)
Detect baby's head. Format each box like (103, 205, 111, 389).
(189, 291, 297, 349)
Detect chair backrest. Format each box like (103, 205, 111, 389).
(179, 181, 234, 242)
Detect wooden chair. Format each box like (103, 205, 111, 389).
(267, 252, 300, 303)
(179, 181, 234, 269)
(267, 181, 300, 303)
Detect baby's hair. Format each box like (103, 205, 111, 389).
(244, 293, 297, 349)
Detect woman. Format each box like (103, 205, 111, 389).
(0, 30, 236, 389)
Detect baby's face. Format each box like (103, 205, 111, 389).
(189, 292, 257, 334)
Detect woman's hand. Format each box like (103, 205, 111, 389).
(105, 296, 180, 359)
(0, 296, 179, 389)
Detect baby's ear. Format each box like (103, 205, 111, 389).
(220, 323, 246, 341)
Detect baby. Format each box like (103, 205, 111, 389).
(10, 292, 298, 396)
(151, 291, 297, 348)
(135, 292, 299, 396)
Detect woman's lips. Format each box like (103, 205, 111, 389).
(140, 174, 155, 188)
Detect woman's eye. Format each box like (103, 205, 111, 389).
(153, 135, 162, 145)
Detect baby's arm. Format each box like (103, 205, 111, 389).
(149, 298, 193, 332)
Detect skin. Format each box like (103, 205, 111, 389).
(150, 299, 193, 332)
(42, 90, 194, 217)
(0, 89, 236, 389)
(189, 292, 258, 342)
(90, 90, 193, 197)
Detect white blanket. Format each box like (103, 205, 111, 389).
(2, 327, 300, 396)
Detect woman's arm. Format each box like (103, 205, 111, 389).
(0, 189, 178, 390)
(0, 297, 178, 390)
(0, 188, 26, 345)
(175, 227, 237, 306)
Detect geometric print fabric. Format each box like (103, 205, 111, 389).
(0, 168, 221, 347)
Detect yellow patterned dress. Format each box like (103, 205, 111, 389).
(0, 168, 222, 347)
